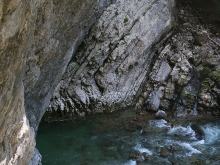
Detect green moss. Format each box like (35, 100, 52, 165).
(124, 17, 129, 23)
(211, 71, 220, 79)
(104, 103, 121, 113)
(180, 89, 188, 98)
(75, 64, 81, 71)
(202, 78, 210, 83)
(210, 67, 220, 82)
(200, 67, 211, 80)
(200, 65, 220, 87)
(171, 21, 178, 29)
(116, 55, 120, 60)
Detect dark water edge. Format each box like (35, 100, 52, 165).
(36, 108, 220, 165)
(36, 108, 137, 165)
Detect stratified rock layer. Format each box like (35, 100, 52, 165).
(48, 0, 175, 119)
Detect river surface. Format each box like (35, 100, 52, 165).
(37, 109, 220, 165)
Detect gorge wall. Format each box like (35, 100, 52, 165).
(0, 0, 175, 165)
(47, 0, 175, 121)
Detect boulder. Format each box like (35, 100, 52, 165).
(191, 124, 205, 140)
(151, 61, 172, 82)
(160, 147, 171, 157)
(155, 110, 167, 119)
(145, 91, 161, 112)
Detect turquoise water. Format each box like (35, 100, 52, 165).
(37, 110, 220, 165)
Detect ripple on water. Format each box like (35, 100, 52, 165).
(202, 124, 220, 144)
(124, 160, 136, 165)
(37, 110, 220, 165)
(148, 119, 169, 128)
(179, 142, 202, 156)
(133, 143, 152, 155)
(168, 125, 196, 140)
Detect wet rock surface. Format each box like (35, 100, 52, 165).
(191, 124, 205, 140)
(28, 149, 42, 165)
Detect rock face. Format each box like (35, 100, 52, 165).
(28, 149, 42, 165)
(23, 0, 114, 132)
(0, 1, 38, 164)
(1, 0, 219, 164)
(135, 0, 220, 117)
(48, 0, 175, 119)
(0, 0, 175, 164)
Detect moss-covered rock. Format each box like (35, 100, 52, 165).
(210, 65, 220, 86)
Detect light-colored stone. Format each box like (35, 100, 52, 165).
(145, 91, 161, 112)
(29, 149, 42, 165)
(170, 59, 192, 86)
(151, 61, 171, 82)
(164, 80, 175, 100)
(136, 3, 220, 117)
(49, 0, 175, 116)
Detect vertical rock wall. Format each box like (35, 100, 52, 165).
(0, 68, 35, 165)
(0, 1, 38, 164)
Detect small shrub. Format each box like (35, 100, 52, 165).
(124, 17, 129, 23)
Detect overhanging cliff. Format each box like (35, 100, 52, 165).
(0, 0, 175, 164)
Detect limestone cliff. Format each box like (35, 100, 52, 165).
(0, 0, 175, 164)
(48, 0, 175, 120)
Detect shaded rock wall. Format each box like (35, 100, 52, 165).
(0, 0, 114, 164)
(23, 0, 114, 131)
